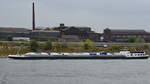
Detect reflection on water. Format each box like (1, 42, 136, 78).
(0, 58, 150, 84)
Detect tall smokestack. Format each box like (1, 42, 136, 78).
(32, 1, 35, 30)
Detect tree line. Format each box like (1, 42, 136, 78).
(29, 39, 95, 52)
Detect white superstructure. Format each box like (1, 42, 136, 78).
(114, 50, 148, 57)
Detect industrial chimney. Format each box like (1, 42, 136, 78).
(32, 1, 35, 30)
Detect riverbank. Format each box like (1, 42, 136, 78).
(0, 55, 8, 58)
(0, 40, 149, 58)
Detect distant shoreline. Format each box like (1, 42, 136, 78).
(0, 55, 8, 58)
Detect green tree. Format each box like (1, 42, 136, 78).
(144, 43, 149, 49)
(80, 41, 84, 47)
(86, 39, 93, 47)
(7, 35, 13, 41)
(68, 44, 78, 52)
(61, 42, 68, 49)
(126, 36, 137, 43)
(135, 37, 145, 50)
(126, 36, 145, 43)
(0, 42, 3, 46)
(20, 41, 28, 46)
(53, 42, 62, 52)
(83, 39, 93, 50)
(30, 40, 39, 52)
(84, 43, 89, 50)
(135, 37, 145, 43)
(44, 40, 52, 50)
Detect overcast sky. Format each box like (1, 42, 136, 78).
(0, 0, 150, 32)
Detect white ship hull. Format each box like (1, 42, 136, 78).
(8, 52, 149, 59)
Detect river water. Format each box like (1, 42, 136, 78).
(0, 58, 150, 84)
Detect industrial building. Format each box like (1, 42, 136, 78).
(103, 28, 150, 42)
(54, 24, 101, 42)
(0, 27, 30, 38)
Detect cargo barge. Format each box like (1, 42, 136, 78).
(8, 50, 149, 59)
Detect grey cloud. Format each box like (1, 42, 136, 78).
(0, 0, 150, 32)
